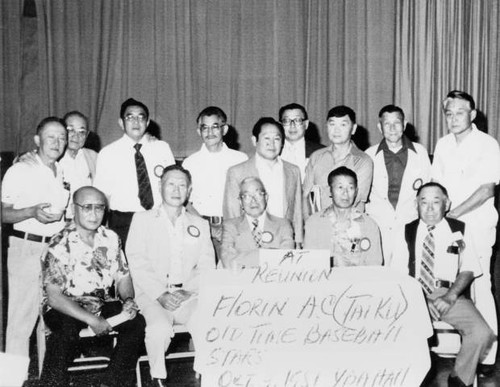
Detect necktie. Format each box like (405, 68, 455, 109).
(419, 225, 436, 296)
(134, 143, 154, 210)
(252, 218, 262, 248)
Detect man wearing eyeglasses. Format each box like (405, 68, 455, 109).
(2, 117, 70, 358)
(39, 186, 145, 387)
(279, 103, 324, 182)
(221, 176, 294, 269)
(94, 98, 175, 246)
(182, 106, 247, 260)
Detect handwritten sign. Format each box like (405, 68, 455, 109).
(195, 250, 433, 387)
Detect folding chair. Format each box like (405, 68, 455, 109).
(135, 324, 196, 387)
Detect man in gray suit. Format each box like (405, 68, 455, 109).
(223, 117, 303, 245)
(221, 176, 294, 269)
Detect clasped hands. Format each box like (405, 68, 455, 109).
(157, 289, 193, 311)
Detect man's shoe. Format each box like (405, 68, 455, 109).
(477, 363, 496, 378)
(448, 374, 472, 387)
(152, 378, 167, 387)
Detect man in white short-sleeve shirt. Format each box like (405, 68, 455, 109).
(1, 117, 70, 357)
(431, 90, 500, 366)
(94, 98, 175, 246)
(182, 106, 247, 259)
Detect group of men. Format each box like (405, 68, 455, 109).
(1, 90, 500, 387)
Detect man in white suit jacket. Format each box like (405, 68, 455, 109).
(126, 165, 215, 386)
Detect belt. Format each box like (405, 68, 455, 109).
(11, 230, 52, 244)
(202, 215, 223, 225)
(435, 279, 453, 289)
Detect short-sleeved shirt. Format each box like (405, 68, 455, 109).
(94, 133, 175, 212)
(41, 223, 129, 314)
(432, 124, 500, 229)
(414, 219, 481, 282)
(303, 141, 373, 211)
(2, 156, 68, 236)
(182, 143, 247, 217)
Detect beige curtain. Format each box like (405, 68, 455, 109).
(28, 0, 396, 157)
(395, 0, 500, 152)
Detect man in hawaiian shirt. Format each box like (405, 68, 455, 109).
(39, 186, 145, 387)
(303, 166, 383, 266)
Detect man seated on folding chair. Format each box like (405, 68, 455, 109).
(393, 182, 494, 387)
(220, 176, 294, 269)
(126, 165, 216, 387)
(40, 186, 146, 387)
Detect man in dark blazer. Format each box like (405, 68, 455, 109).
(393, 182, 494, 387)
(221, 176, 294, 269)
(223, 117, 303, 245)
(278, 103, 324, 182)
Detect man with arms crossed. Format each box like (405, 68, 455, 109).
(303, 105, 373, 216)
(1, 117, 69, 358)
(432, 90, 500, 368)
(126, 165, 215, 386)
(183, 106, 247, 259)
(278, 103, 324, 182)
(40, 186, 145, 387)
(394, 182, 494, 387)
(365, 105, 431, 265)
(94, 98, 175, 246)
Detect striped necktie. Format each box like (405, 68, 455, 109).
(134, 143, 154, 210)
(252, 218, 262, 248)
(419, 225, 436, 296)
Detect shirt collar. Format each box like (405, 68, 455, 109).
(376, 135, 416, 154)
(284, 137, 305, 151)
(245, 212, 267, 228)
(200, 142, 228, 155)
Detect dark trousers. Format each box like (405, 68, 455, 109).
(108, 210, 135, 248)
(40, 301, 145, 387)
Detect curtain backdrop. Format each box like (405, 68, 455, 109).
(1, 0, 499, 156)
(395, 0, 500, 150)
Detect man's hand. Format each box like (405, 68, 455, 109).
(157, 289, 192, 311)
(14, 150, 38, 165)
(427, 292, 458, 320)
(32, 203, 63, 223)
(122, 298, 139, 320)
(88, 315, 113, 336)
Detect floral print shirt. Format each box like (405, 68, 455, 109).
(41, 222, 129, 315)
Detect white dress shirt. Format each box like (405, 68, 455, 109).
(94, 133, 175, 212)
(255, 153, 285, 218)
(281, 137, 307, 182)
(182, 143, 247, 216)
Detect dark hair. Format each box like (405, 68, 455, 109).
(416, 182, 449, 198)
(36, 116, 66, 135)
(161, 164, 192, 186)
(327, 166, 358, 187)
(327, 105, 356, 123)
(120, 98, 149, 119)
(278, 103, 308, 121)
(378, 105, 405, 122)
(251, 117, 285, 141)
(63, 110, 89, 129)
(196, 106, 227, 124)
(443, 90, 475, 111)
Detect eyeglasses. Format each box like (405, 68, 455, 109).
(124, 114, 147, 123)
(74, 203, 107, 214)
(67, 128, 88, 137)
(199, 124, 224, 133)
(240, 191, 266, 202)
(281, 118, 305, 126)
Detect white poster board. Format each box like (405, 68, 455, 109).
(195, 250, 433, 387)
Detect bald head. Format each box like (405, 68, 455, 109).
(73, 186, 108, 232)
(73, 186, 107, 205)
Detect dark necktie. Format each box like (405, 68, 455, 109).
(252, 218, 262, 248)
(134, 143, 154, 210)
(419, 225, 436, 296)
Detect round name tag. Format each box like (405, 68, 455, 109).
(261, 231, 274, 244)
(412, 178, 423, 191)
(187, 225, 200, 238)
(154, 165, 165, 178)
(359, 238, 371, 251)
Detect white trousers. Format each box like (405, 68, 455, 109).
(6, 237, 46, 357)
(140, 297, 198, 379)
